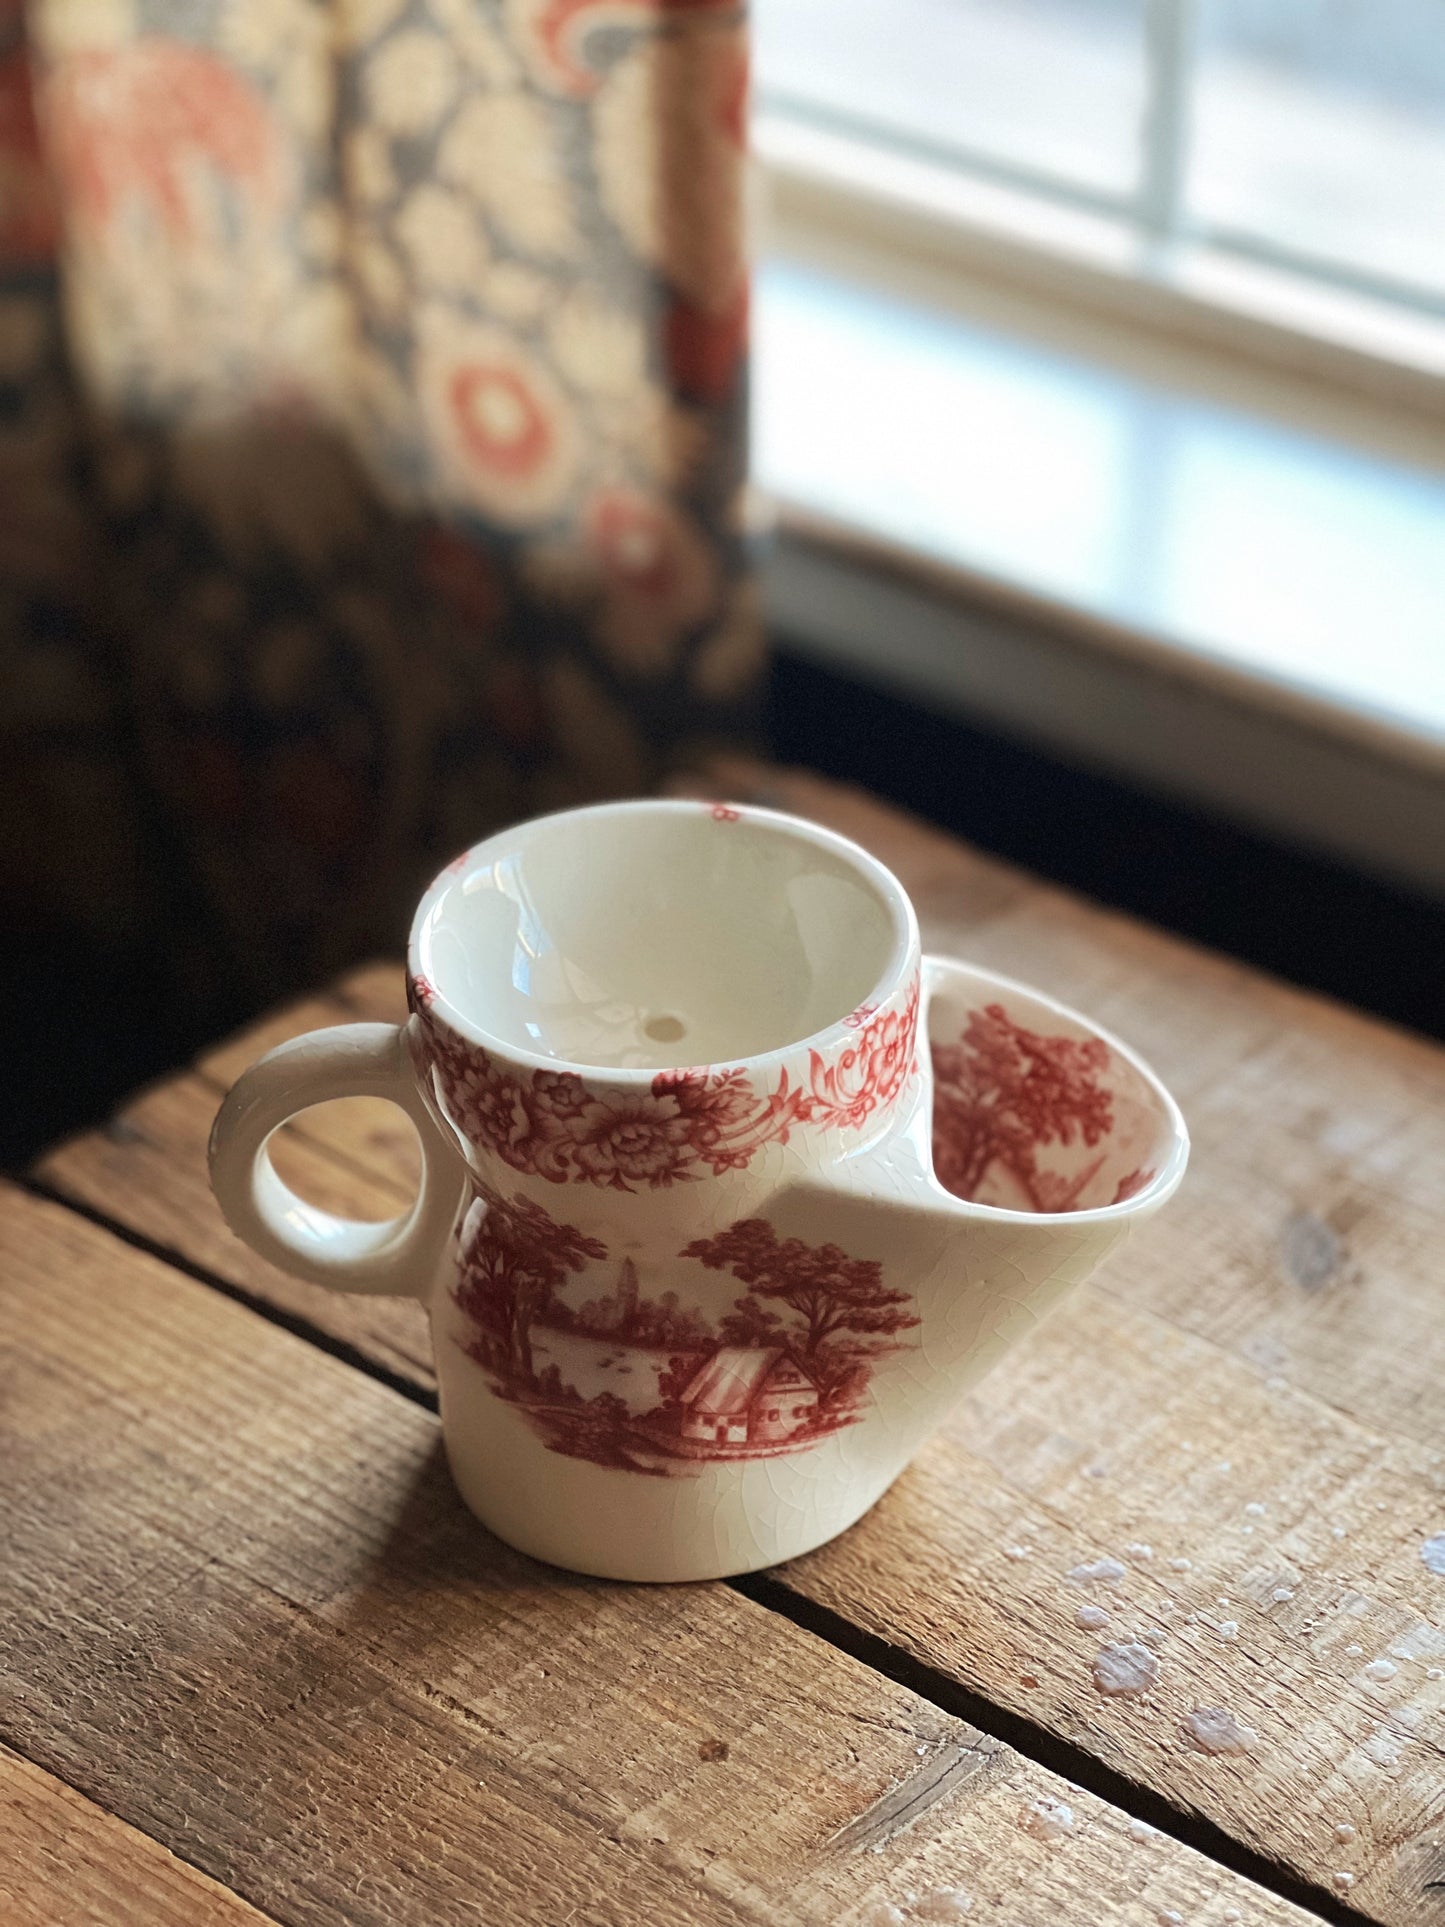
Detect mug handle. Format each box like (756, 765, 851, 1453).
(208, 1022, 467, 1298)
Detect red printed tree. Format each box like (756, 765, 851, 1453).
(682, 1218, 918, 1358)
(717, 1293, 787, 1348)
(931, 1003, 1114, 1210)
(454, 1191, 606, 1385)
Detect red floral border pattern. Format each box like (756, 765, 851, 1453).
(411, 971, 920, 1191)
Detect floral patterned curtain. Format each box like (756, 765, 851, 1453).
(0, 0, 761, 1029)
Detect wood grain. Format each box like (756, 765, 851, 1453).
(36, 1069, 433, 1387)
(0, 1185, 1309, 1927)
(0, 1746, 275, 1926)
(787, 1286, 1445, 1924)
(30, 768, 1445, 1922)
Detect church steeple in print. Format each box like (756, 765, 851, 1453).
(450, 1186, 919, 1477)
(613, 1256, 639, 1328)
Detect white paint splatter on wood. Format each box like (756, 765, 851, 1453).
(1067, 1558, 1127, 1588)
(1362, 1727, 1408, 1767)
(1092, 1643, 1159, 1696)
(1020, 1798, 1074, 1844)
(1184, 1707, 1258, 1755)
(915, 1888, 974, 1920)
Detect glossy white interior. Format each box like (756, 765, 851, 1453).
(413, 804, 910, 1071)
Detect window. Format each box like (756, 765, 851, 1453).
(750, 2, 1445, 897)
(756, 0, 1445, 364)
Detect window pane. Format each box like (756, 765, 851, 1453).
(1189, 1, 1445, 301)
(756, 0, 1150, 200)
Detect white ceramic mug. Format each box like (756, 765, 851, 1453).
(209, 800, 1188, 1580)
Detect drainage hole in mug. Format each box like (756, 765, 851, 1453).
(643, 1013, 686, 1045)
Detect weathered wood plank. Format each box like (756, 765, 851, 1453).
(30, 770, 1445, 1922)
(0, 1185, 1308, 1927)
(34, 1074, 433, 1387)
(333, 958, 409, 1027)
(787, 1286, 1445, 1924)
(0, 1747, 276, 1926)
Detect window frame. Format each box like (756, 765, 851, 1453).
(753, 0, 1445, 419)
(749, 7, 1445, 896)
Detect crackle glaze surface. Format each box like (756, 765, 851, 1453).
(211, 798, 1189, 1578)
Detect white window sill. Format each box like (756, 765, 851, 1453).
(753, 208, 1445, 901)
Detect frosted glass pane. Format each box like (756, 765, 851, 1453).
(1190, 0, 1445, 299)
(756, 0, 1149, 199)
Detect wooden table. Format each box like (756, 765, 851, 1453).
(6, 766, 1444, 1927)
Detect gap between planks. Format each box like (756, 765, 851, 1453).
(734, 1580, 1369, 1927)
(3, 1183, 1321, 1927)
(18, 1171, 1361, 1927)
(19, 1174, 434, 1411)
(0, 1746, 280, 1927)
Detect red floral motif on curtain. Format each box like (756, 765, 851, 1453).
(523, 0, 739, 97)
(45, 40, 285, 241)
(0, 0, 762, 1050)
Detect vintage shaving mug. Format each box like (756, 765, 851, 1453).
(210, 800, 1188, 1580)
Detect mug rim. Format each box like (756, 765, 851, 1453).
(406, 797, 921, 1084)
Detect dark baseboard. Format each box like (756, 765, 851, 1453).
(770, 645, 1444, 1044)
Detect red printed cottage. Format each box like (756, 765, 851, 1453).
(679, 1346, 820, 1447)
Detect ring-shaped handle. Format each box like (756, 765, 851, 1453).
(208, 1022, 465, 1298)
